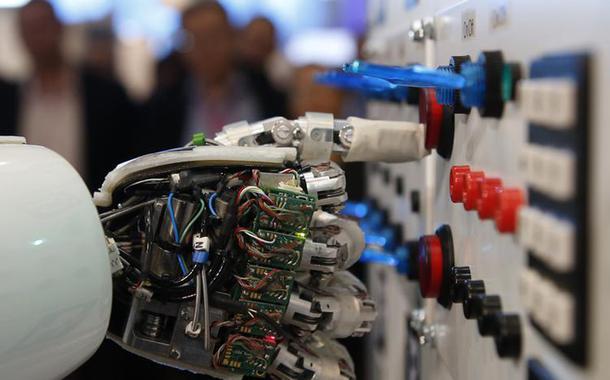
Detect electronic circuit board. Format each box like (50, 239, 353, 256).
(233, 300, 285, 337)
(218, 334, 278, 377)
(234, 265, 293, 305)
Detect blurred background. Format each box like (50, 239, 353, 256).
(0, 0, 367, 378)
(0, 0, 366, 97)
(0, 0, 367, 190)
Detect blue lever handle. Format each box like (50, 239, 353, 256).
(315, 71, 398, 92)
(343, 60, 466, 89)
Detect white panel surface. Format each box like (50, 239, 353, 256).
(363, 1, 610, 379)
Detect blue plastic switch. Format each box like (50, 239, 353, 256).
(343, 60, 466, 89)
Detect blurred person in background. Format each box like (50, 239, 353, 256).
(237, 16, 287, 118)
(0, 0, 136, 190)
(143, 0, 286, 152)
(238, 17, 276, 71)
(238, 16, 293, 92)
(83, 23, 117, 82)
(155, 49, 188, 92)
(0, 78, 19, 132)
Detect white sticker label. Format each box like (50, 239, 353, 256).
(462, 10, 476, 40)
(490, 1, 509, 30)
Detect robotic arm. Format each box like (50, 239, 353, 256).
(0, 113, 427, 380)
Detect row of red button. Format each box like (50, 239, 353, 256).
(450, 165, 525, 233)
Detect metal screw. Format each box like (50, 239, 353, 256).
(408, 309, 436, 347)
(338, 125, 354, 148)
(310, 129, 323, 141)
(293, 126, 304, 140)
(170, 348, 181, 360)
(271, 121, 294, 145)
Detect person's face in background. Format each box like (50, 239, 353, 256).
(239, 18, 275, 69)
(18, 1, 63, 70)
(182, 6, 234, 87)
(85, 32, 115, 79)
(290, 65, 344, 118)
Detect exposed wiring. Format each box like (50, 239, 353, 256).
(208, 192, 218, 217)
(168, 193, 188, 275)
(202, 268, 210, 350)
(177, 255, 188, 275)
(280, 168, 300, 181)
(186, 269, 203, 338)
(179, 198, 205, 243)
(236, 228, 277, 245)
(237, 185, 271, 203)
(100, 199, 157, 223)
(235, 269, 280, 291)
(213, 335, 268, 368)
(123, 178, 169, 193)
(167, 193, 180, 243)
(149, 265, 198, 287)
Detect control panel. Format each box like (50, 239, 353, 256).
(329, 1, 610, 379)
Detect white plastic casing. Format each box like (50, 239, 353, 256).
(0, 141, 112, 380)
(342, 117, 429, 163)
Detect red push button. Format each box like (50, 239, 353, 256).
(419, 89, 444, 150)
(450, 165, 470, 203)
(495, 188, 525, 233)
(477, 178, 503, 219)
(463, 171, 485, 210)
(418, 234, 444, 298)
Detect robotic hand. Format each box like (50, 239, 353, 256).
(90, 112, 428, 379)
(0, 113, 427, 380)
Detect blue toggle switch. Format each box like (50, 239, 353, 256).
(315, 71, 409, 101)
(316, 71, 397, 92)
(343, 60, 466, 89)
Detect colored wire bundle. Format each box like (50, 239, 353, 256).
(234, 269, 280, 291)
(212, 335, 269, 369)
(180, 198, 205, 243)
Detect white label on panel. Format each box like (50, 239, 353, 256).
(462, 10, 476, 40)
(490, 0, 509, 30)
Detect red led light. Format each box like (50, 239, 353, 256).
(477, 178, 503, 219)
(418, 234, 443, 298)
(450, 165, 470, 203)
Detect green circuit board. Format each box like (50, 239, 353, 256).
(234, 265, 293, 305)
(219, 334, 277, 377)
(246, 229, 304, 269)
(253, 188, 316, 233)
(233, 300, 285, 337)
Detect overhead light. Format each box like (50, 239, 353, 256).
(0, 0, 28, 7)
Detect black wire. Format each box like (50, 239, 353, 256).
(118, 248, 141, 267)
(148, 264, 200, 287)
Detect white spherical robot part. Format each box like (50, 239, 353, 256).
(0, 138, 111, 380)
